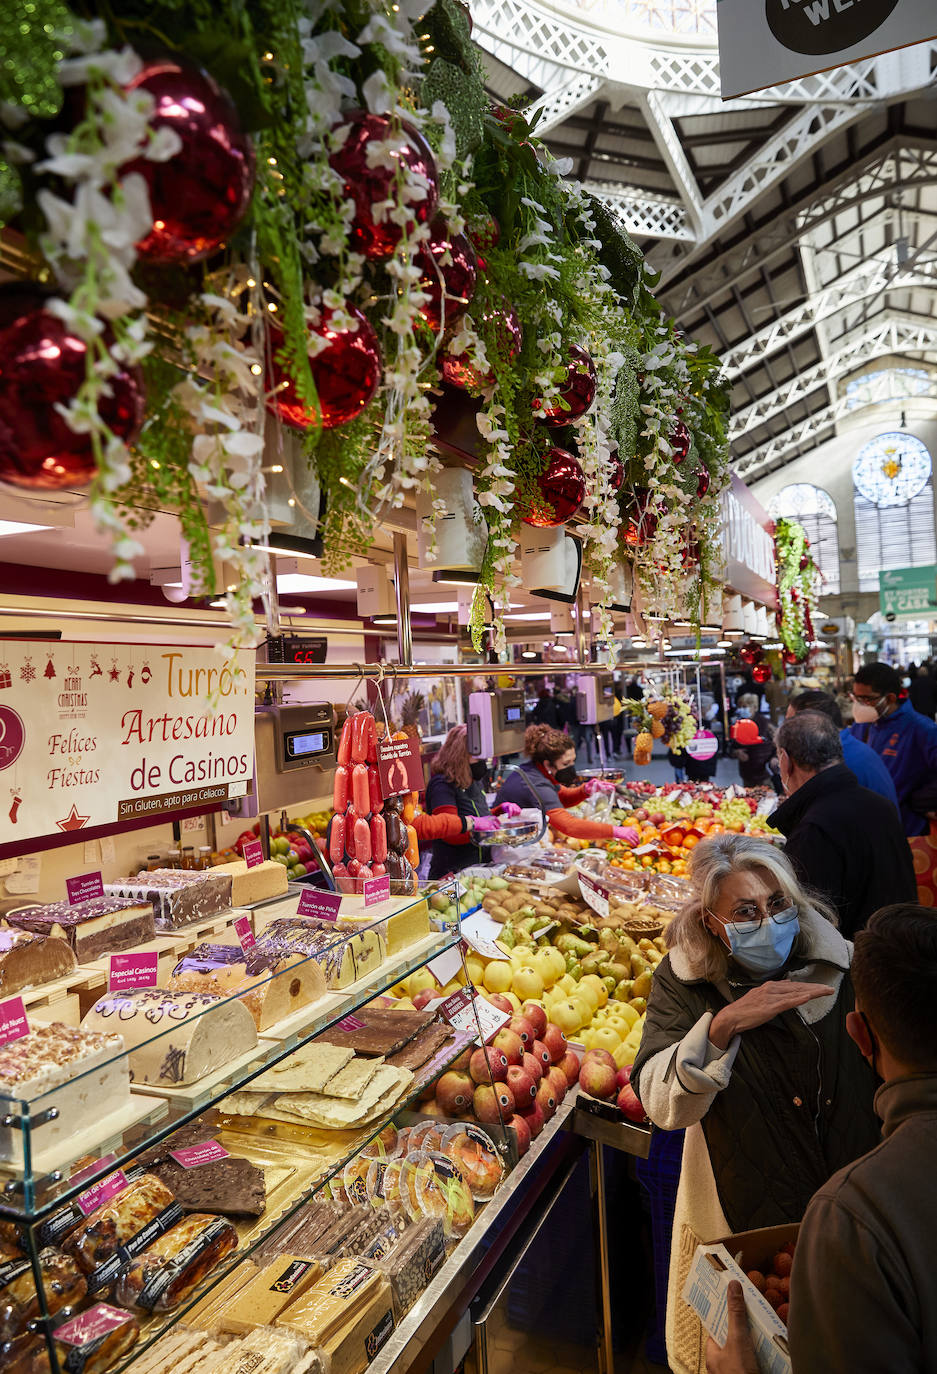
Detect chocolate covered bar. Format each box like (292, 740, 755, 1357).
(104, 869, 232, 931)
(0, 928, 76, 995)
(148, 1154, 266, 1217)
(5, 897, 154, 961)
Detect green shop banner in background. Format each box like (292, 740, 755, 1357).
(879, 566, 937, 620)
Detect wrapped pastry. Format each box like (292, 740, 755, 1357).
(0, 1248, 86, 1341)
(115, 1213, 237, 1313)
(51, 1303, 139, 1374)
(64, 1173, 180, 1292)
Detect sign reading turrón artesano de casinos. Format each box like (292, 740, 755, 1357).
(0, 641, 255, 847)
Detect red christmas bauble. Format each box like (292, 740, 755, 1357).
(739, 642, 763, 667)
(670, 421, 690, 463)
(469, 213, 500, 273)
(0, 309, 145, 490)
(622, 487, 660, 547)
(440, 299, 522, 390)
(696, 466, 711, 498)
(266, 308, 382, 431)
(519, 449, 585, 527)
(534, 344, 597, 426)
(123, 60, 255, 264)
(329, 112, 438, 260)
(608, 451, 624, 493)
(782, 648, 805, 667)
(752, 663, 772, 685)
(415, 219, 478, 331)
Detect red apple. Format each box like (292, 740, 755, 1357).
(542, 1024, 568, 1065)
(412, 988, 437, 1010)
(492, 1028, 524, 1066)
(522, 1001, 548, 1038)
(509, 1014, 536, 1048)
(558, 1051, 580, 1086)
(582, 1047, 616, 1072)
(579, 1059, 618, 1101)
(506, 1064, 537, 1106)
(530, 1039, 552, 1071)
(547, 1066, 567, 1101)
(487, 994, 514, 1015)
(451, 1048, 473, 1073)
(616, 1082, 648, 1123)
(473, 1082, 516, 1124)
(470, 1046, 509, 1084)
(509, 1112, 531, 1157)
(435, 1070, 474, 1115)
(522, 1051, 544, 1084)
(519, 1101, 545, 1138)
(616, 1067, 632, 1090)
(536, 1078, 558, 1121)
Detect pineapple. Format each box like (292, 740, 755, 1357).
(647, 701, 668, 720)
(401, 690, 425, 738)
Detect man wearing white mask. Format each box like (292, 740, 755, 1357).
(773, 712, 916, 938)
(850, 662, 937, 836)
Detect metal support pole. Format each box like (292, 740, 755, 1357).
(719, 659, 730, 752)
(590, 1139, 615, 1374)
(576, 587, 588, 666)
(393, 530, 412, 668)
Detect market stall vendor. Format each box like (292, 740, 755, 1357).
(413, 725, 518, 879)
(494, 725, 639, 846)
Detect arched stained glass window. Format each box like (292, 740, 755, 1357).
(852, 433, 936, 593)
(768, 483, 840, 594)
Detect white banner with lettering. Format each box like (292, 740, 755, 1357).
(717, 0, 937, 100)
(0, 641, 255, 849)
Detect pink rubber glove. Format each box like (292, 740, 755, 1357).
(612, 826, 640, 844)
(584, 779, 615, 796)
(469, 815, 500, 833)
(495, 802, 522, 818)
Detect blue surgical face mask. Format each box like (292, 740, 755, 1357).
(725, 905, 800, 975)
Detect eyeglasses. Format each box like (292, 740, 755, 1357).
(849, 691, 883, 704)
(716, 895, 796, 935)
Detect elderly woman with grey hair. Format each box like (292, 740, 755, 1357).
(631, 833, 880, 1374)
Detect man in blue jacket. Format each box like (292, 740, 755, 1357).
(786, 689, 898, 807)
(850, 662, 937, 836)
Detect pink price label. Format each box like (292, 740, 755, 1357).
(0, 997, 28, 1047)
(234, 915, 256, 951)
(169, 1140, 230, 1169)
(109, 951, 158, 993)
(77, 1169, 129, 1217)
(54, 1304, 130, 1347)
(336, 1013, 365, 1031)
(66, 871, 104, 905)
(363, 875, 391, 906)
(243, 839, 264, 869)
(70, 1154, 116, 1188)
(297, 888, 342, 921)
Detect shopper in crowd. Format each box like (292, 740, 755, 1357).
(909, 663, 937, 720)
(631, 833, 879, 1374)
(707, 904, 937, 1374)
(850, 662, 937, 835)
(773, 712, 916, 938)
(728, 718, 776, 789)
(494, 725, 638, 846)
(530, 687, 560, 729)
(413, 726, 517, 879)
(762, 672, 788, 726)
(786, 688, 898, 805)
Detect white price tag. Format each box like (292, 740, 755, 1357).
(438, 987, 511, 1044)
(461, 912, 510, 961)
(756, 795, 777, 816)
(427, 945, 463, 986)
(578, 873, 610, 919)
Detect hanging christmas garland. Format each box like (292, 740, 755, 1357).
(775, 516, 819, 662)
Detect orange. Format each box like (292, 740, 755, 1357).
(683, 835, 698, 849)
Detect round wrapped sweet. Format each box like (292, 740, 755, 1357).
(408, 1120, 446, 1153)
(415, 1150, 475, 1238)
(342, 1154, 372, 1206)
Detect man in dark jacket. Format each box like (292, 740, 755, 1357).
(774, 712, 916, 938)
(850, 661, 937, 835)
(708, 905, 937, 1374)
(786, 688, 898, 806)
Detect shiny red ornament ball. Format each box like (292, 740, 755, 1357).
(696, 466, 711, 498)
(623, 487, 660, 547)
(752, 663, 772, 685)
(608, 451, 624, 493)
(519, 449, 585, 528)
(123, 60, 255, 264)
(670, 421, 691, 463)
(440, 299, 522, 390)
(416, 219, 478, 332)
(329, 111, 438, 259)
(0, 309, 145, 490)
(782, 648, 805, 667)
(739, 642, 763, 667)
(535, 344, 597, 426)
(469, 213, 500, 273)
(266, 308, 382, 431)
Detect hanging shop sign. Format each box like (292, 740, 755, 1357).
(879, 565, 937, 620)
(0, 640, 255, 850)
(718, 0, 937, 99)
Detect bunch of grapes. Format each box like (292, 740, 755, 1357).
(663, 699, 697, 750)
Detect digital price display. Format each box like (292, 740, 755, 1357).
(286, 730, 329, 760)
(266, 635, 327, 665)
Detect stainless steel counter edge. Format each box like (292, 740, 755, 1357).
(366, 1095, 579, 1374)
